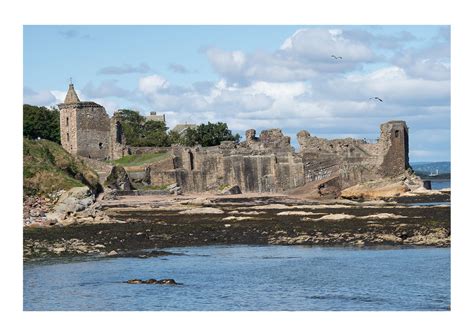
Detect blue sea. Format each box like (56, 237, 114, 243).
(431, 180, 450, 190)
(23, 245, 450, 311)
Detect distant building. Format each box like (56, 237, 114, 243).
(172, 123, 197, 135)
(146, 112, 166, 123)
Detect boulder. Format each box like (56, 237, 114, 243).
(105, 166, 134, 191)
(219, 185, 242, 195)
(167, 183, 182, 195)
(46, 186, 95, 224)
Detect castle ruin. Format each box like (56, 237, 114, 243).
(58, 84, 129, 160)
(58, 83, 410, 196)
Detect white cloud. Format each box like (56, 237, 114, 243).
(205, 28, 382, 85)
(138, 75, 170, 94)
(314, 66, 450, 106)
(280, 28, 375, 62)
(23, 87, 58, 106)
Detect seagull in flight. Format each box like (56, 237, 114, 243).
(370, 97, 383, 102)
(331, 55, 343, 60)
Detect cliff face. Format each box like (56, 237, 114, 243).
(145, 121, 411, 196)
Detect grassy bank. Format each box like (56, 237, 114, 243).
(23, 138, 101, 196)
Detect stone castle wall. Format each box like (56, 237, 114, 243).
(144, 121, 410, 195)
(74, 103, 110, 159)
(59, 106, 78, 154)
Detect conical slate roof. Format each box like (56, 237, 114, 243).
(64, 84, 80, 104)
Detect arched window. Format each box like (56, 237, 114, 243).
(395, 130, 400, 138)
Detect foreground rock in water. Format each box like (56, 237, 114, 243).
(126, 278, 180, 285)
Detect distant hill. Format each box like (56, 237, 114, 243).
(410, 161, 450, 174)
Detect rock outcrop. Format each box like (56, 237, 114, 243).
(105, 166, 134, 191)
(340, 172, 424, 199)
(219, 185, 242, 195)
(45, 186, 95, 223)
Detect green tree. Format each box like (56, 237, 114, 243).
(181, 122, 240, 147)
(23, 104, 60, 143)
(114, 109, 145, 146)
(114, 110, 170, 147)
(138, 120, 170, 147)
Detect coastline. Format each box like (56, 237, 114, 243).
(23, 192, 450, 260)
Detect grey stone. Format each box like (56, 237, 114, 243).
(105, 166, 134, 191)
(220, 185, 242, 195)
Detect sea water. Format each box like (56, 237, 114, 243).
(23, 245, 450, 311)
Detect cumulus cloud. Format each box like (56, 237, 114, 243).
(138, 75, 170, 94)
(98, 62, 151, 75)
(318, 66, 450, 106)
(23, 87, 58, 106)
(280, 28, 376, 62)
(345, 29, 417, 50)
(205, 28, 384, 85)
(392, 45, 450, 81)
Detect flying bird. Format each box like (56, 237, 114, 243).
(370, 97, 383, 102)
(331, 55, 343, 60)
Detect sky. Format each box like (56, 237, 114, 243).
(23, 25, 450, 162)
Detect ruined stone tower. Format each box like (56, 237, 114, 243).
(379, 120, 410, 176)
(58, 83, 110, 159)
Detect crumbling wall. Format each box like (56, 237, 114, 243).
(75, 103, 110, 160)
(163, 129, 304, 193)
(297, 120, 409, 190)
(135, 121, 410, 194)
(59, 102, 111, 160)
(109, 116, 130, 160)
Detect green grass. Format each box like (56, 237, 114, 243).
(112, 152, 170, 167)
(218, 184, 230, 191)
(23, 138, 101, 196)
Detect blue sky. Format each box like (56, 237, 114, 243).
(23, 25, 450, 162)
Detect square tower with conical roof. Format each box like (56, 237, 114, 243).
(58, 83, 111, 159)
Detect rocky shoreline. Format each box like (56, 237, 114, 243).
(23, 191, 450, 260)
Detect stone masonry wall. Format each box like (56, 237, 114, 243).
(59, 106, 78, 155)
(74, 103, 111, 160)
(148, 121, 410, 194)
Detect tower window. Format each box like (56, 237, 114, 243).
(66, 117, 69, 127)
(189, 151, 194, 170)
(99, 142, 103, 149)
(395, 130, 400, 138)
(67, 132, 70, 142)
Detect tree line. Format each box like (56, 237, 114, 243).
(23, 105, 240, 147)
